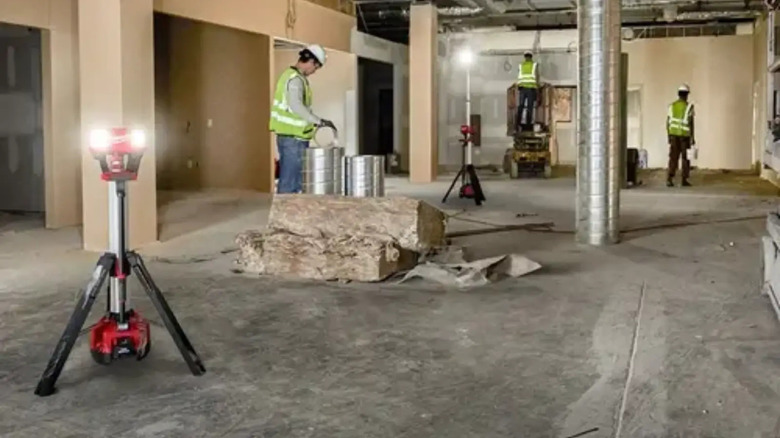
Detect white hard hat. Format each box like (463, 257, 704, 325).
(678, 84, 690, 92)
(524, 50, 533, 56)
(304, 44, 327, 66)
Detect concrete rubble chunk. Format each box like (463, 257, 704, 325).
(267, 194, 447, 253)
(235, 230, 417, 282)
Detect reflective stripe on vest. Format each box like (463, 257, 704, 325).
(517, 61, 538, 88)
(667, 100, 693, 137)
(269, 67, 315, 139)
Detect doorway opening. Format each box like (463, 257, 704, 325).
(358, 57, 394, 158)
(153, 13, 272, 242)
(0, 22, 44, 232)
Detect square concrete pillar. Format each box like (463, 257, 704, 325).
(409, 3, 438, 183)
(78, 0, 156, 251)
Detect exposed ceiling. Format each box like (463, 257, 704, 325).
(354, 0, 766, 44)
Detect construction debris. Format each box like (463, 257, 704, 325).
(236, 195, 445, 282)
(267, 194, 446, 252)
(398, 247, 542, 288)
(235, 231, 417, 282)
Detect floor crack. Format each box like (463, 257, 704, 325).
(614, 281, 647, 438)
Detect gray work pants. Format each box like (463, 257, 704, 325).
(517, 86, 538, 128)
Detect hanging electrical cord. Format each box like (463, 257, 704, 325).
(503, 57, 512, 72)
(532, 29, 541, 54)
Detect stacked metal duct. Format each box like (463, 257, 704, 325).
(332, 147, 345, 195)
(576, 0, 621, 246)
(302, 147, 344, 195)
(345, 155, 385, 197)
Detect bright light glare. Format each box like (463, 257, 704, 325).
(90, 129, 110, 150)
(130, 129, 146, 149)
(457, 48, 474, 66)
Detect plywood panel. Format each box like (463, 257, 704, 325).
(158, 17, 273, 192)
(154, 0, 354, 52)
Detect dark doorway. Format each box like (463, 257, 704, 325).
(358, 57, 394, 157)
(0, 22, 44, 230)
(378, 88, 393, 156)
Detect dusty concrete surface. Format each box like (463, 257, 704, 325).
(1, 176, 780, 438)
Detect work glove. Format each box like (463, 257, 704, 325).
(319, 119, 336, 131)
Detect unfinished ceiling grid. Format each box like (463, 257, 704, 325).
(355, 0, 764, 43)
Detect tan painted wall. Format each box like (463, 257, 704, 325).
(0, 0, 350, 246)
(41, 0, 81, 228)
(624, 35, 755, 170)
(274, 47, 357, 148)
(78, 0, 156, 251)
(753, 16, 768, 168)
(154, 0, 354, 52)
(408, 3, 438, 182)
(156, 16, 273, 192)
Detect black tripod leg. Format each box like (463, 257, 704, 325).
(34, 253, 115, 397)
(442, 168, 464, 203)
(127, 252, 206, 376)
(466, 165, 486, 206)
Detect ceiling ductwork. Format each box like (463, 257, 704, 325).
(355, 0, 765, 44)
(453, 0, 508, 14)
(359, 5, 483, 21)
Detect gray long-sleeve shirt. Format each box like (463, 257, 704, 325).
(286, 75, 321, 125)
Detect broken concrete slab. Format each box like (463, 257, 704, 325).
(235, 231, 417, 282)
(267, 194, 447, 253)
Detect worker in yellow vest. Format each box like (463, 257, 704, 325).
(270, 44, 335, 193)
(666, 84, 695, 187)
(516, 50, 540, 131)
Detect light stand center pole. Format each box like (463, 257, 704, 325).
(465, 65, 472, 167)
(108, 180, 128, 326)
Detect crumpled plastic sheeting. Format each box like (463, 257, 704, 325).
(398, 247, 542, 288)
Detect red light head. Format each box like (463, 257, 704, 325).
(89, 128, 146, 181)
(460, 124, 472, 136)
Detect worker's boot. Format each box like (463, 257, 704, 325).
(681, 179, 692, 187)
(666, 178, 674, 187)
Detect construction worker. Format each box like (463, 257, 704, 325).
(666, 84, 695, 187)
(516, 50, 540, 131)
(270, 44, 336, 194)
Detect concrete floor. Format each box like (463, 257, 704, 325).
(1, 172, 780, 437)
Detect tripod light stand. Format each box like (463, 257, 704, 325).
(442, 47, 486, 206)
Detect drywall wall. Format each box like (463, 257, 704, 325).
(274, 47, 357, 152)
(0, 24, 44, 213)
(155, 15, 273, 192)
(154, 0, 354, 53)
(79, 0, 157, 251)
(351, 29, 409, 168)
(624, 35, 754, 170)
(753, 15, 768, 169)
(0, 0, 82, 228)
(409, 3, 438, 182)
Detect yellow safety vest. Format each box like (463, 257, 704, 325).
(667, 99, 693, 137)
(269, 67, 315, 140)
(517, 61, 538, 88)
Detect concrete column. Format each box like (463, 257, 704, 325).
(78, 0, 156, 251)
(408, 3, 437, 183)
